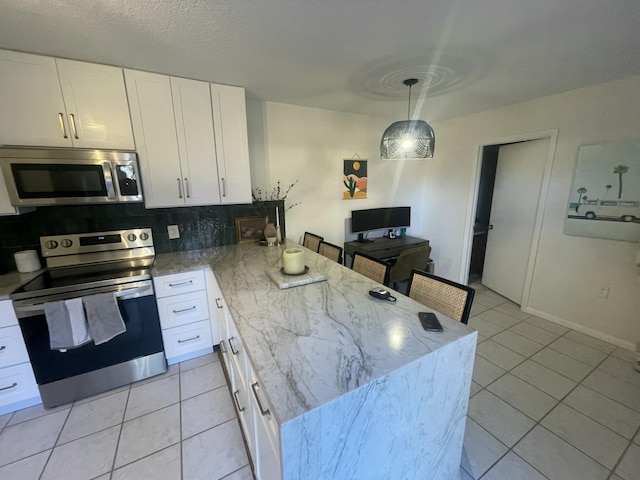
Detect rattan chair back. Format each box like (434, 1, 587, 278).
(407, 269, 475, 324)
(352, 252, 389, 284)
(303, 232, 323, 252)
(318, 241, 343, 264)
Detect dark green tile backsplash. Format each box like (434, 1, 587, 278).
(0, 201, 285, 273)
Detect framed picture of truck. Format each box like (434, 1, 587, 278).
(564, 140, 640, 242)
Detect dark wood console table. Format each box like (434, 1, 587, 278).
(344, 235, 431, 270)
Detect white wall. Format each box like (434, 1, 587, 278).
(246, 100, 430, 249)
(247, 75, 640, 349)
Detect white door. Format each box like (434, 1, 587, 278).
(482, 139, 548, 304)
(125, 70, 184, 208)
(56, 59, 135, 149)
(0, 50, 70, 147)
(210, 83, 252, 204)
(171, 77, 221, 206)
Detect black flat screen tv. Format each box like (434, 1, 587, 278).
(351, 206, 411, 242)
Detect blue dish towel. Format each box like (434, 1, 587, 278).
(83, 292, 127, 345)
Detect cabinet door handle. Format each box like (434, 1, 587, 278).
(0, 382, 18, 392)
(221, 177, 226, 197)
(58, 113, 68, 138)
(0, 345, 6, 351)
(184, 178, 191, 198)
(219, 339, 227, 354)
(172, 305, 197, 314)
(177, 178, 183, 199)
(215, 298, 223, 309)
(233, 389, 245, 412)
(168, 280, 193, 288)
(228, 336, 239, 355)
(69, 113, 79, 139)
(177, 335, 200, 344)
(251, 381, 270, 416)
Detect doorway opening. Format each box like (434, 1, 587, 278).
(465, 132, 557, 308)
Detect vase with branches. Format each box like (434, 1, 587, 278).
(251, 180, 300, 241)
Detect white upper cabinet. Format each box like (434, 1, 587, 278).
(125, 69, 251, 208)
(0, 50, 134, 149)
(125, 70, 222, 208)
(55, 59, 135, 149)
(211, 84, 252, 204)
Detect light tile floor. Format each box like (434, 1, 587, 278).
(1, 283, 639, 480)
(0, 353, 253, 480)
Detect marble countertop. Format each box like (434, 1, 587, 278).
(153, 241, 476, 426)
(0, 269, 46, 300)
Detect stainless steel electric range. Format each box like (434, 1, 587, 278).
(11, 228, 166, 408)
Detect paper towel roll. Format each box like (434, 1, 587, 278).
(14, 250, 41, 273)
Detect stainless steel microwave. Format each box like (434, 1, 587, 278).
(0, 148, 143, 207)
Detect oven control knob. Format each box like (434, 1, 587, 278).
(60, 239, 73, 248)
(139, 232, 149, 241)
(45, 240, 58, 250)
(127, 233, 137, 242)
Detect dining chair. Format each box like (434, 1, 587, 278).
(318, 241, 343, 264)
(387, 244, 432, 290)
(303, 232, 323, 252)
(406, 269, 475, 324)
(352, 252, 390, 285)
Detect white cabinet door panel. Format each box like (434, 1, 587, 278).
(171, 77, 221, 206)
(125, 70, 184, 208)
(0, 50, 70, 147)
(210, 84, 252, 204)
(56, 59, 134, 149)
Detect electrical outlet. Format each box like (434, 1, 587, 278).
(597, 286, 609, 299)
(167, 225, 180, 239)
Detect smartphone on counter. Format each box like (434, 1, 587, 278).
(418, 312, 443, 332)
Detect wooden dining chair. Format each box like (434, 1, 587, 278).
(352, 252, 389, 285)
(318, 241, 343, 264)
(407, 269, 475, 324)
(303, 232, 323, 252)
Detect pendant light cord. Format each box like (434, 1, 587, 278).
(407, 83, 412, 121)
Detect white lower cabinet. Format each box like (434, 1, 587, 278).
(221, 308, 281, 480)
(154, 269, 216, 365)
(0, 300, 40, 415)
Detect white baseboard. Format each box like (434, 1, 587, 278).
(524, 307, 635, 352)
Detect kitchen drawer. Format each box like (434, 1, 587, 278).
(157, 290, 209, 329)
(0, 362, 39, 409)
(229, 355, 255, 461)
(0, 325, 29, 369)
(0, 300, 18, 328)
(162, 319, 213, 360)
(153, 269, 206, 298)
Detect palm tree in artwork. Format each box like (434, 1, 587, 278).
(613, 165, 629, 199)
(576, 187, 587, 211)
(604, 184, 612, 199)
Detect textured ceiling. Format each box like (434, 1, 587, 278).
(1, 0, 639, 122)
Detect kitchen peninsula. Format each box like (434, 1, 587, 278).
(153, 241, 477, 480)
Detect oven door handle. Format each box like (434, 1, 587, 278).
(13, 284, 153, 317)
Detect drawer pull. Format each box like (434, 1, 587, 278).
(215, 298, 223, 309)
(177, 335, 200, 344)
(168, 280, 193, 288)
(219, 339, 227, 354)
(251, 382, 270, 416)
(228, 336, 239, 355)
(172, 306, 197, 314)
(0, 382, 18, 392)
(0, 345, 5, 351)
(233, 389, 245, 412)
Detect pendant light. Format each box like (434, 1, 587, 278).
(380, 78, 435, 159)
